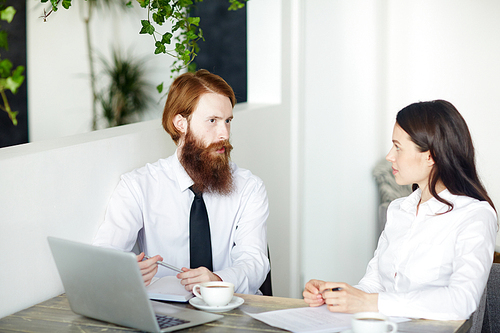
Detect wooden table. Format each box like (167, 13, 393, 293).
(0, 294, 471, 332)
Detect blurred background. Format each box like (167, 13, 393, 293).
(2, 0, 500, 299)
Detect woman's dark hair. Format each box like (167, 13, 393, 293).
(396, 99, 495, 212)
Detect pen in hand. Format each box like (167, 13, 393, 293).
(143, 255, 184, 273)
(320, 287, 341, 294)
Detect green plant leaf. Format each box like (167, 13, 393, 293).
(152, 12, 165, 25)
(0, 66, 25, 94)
(187, 16, 200, 26)
(0, 59, 13, 78)
(163, 3, 172, 16)
(9, 111, 18, 125)
(186, 29, 197, 40)
(228, 0, 246, 11)
(181, 49, 191, 63)
(61, 0, 72, 10)
(0, 6, 16, 23)
(12, 65, 25, 81)
(136, 0, 149, 8)
(5, 75, 23, 94)
(175, 43, 185, 54)
(126, 1, 133, 8)
(156, 82, 164, 93)
(0, 31, 8, 51)
(161, 32, 172, 44)
(139, 20, 155, 35)
(187, 62, 197, 73)
(50, 0, 59, 11)
(178, 0, 193, 7)
(172, 20, 183, 33)
(154, 41, 166, 54)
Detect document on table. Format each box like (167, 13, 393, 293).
(247, 305, 410, 333)
(146, 276, 193, 302)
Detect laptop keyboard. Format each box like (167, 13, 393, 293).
(156, 314, 190, 329)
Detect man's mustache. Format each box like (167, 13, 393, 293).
(206, 139, 233, 153)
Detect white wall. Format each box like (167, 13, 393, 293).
(0, 120, 176, 318)
(384, 0, 500, 244)
(301, 0, 380, 287)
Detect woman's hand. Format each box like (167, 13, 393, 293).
(320, 282, 378, 313)
(304, 280, 378, 313)
(303, 279, 327, 307)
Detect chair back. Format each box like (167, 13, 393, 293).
(468, 283, 487, 332)
(259, 245, 273, 296)
(481, 263, 500, 333)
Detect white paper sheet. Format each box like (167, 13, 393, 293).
(247, 305, 410, 333)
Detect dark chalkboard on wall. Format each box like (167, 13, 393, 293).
(0, 0, 28, 148)
(191, 0, 247, 103)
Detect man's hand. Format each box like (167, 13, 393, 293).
(136, 252, 163, 286)
(177, 267, 222, 291)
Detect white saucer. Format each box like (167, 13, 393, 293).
(189, 296, 244, 312)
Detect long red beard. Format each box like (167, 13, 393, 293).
(180, 130, 234, 195)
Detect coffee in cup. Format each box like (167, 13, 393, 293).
(192, 281, 234, 307)
(351, 312, 397, 333)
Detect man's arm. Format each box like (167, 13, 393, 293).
(93, 179, 143, 251)
(93, 178, 164, 285)
(214, 178, 270, 294)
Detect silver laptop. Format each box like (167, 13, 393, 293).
(47, 237, 223, 332)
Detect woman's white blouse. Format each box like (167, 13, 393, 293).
(356, 188, 497, 320)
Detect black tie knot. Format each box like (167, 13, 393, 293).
(189, 186, 203, 199)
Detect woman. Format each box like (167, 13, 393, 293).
(303, 100, 497, 320)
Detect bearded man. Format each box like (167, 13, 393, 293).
(93, 70, 270, 295)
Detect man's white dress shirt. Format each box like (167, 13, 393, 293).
(93, 150, 270, 294)
(356, 188, 497, 320)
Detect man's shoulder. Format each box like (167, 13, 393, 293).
(231, 162, 265, 187)
(121, 155, 176, 183)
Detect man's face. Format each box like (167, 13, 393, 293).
(178, 93, 235, 195)
(184, 92, 233, 150)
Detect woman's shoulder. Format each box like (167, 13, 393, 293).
(453, 195, 497, 219)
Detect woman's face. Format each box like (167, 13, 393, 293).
(386, 124, 434, 189)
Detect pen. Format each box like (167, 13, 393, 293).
(322, 288, 341, 293)
(143, 255, 184, 273)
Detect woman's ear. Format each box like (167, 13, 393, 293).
(173, 114, 187, 134)
(425, 151, 435, 167)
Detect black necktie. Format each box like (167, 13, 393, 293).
(189, 186, 213, 271)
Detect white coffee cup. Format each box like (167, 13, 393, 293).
(351, 312, 397, 333)
(192, 281, 234, 307)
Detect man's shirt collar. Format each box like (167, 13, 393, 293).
(173, 148, 194, 193)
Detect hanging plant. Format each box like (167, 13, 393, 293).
(0, 1, 25, 126)
(40, 0, 247, 96)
